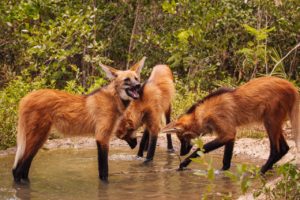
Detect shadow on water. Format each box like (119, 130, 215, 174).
(0, 147, 262, 200)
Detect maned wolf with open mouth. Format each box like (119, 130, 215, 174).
(12, 57, 146, 183)
(115, 64, 175, 162)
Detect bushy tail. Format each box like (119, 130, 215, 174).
(13, 117, 26, 169)
(291, 93, 300, 165)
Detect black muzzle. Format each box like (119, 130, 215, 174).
(125, 137, 137, 149)
(180, 139, 193, 156)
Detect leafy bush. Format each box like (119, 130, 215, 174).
(171, 77, 206, 119)
(191, 138, 300, 199)
(137, 0, 300, 88)
(254, 163, 300, 199)
(0, 77, 50, 150)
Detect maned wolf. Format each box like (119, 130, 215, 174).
(12, 57, 146, 183)
(115, 65, 175, 162)
(162, 76, 300, 174)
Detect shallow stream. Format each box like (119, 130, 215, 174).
(0, 147, 259, 200)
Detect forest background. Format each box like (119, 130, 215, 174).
(0, 0, 299, 149)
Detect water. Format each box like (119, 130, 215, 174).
(0, 147, 259, 200)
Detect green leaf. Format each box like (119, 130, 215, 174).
(193, 137, 204, 149)
(177, 29, 192, 43)
(207, 168, 215, 181)
(162, 0, 177, 14)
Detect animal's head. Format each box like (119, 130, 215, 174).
(115, 117, 137, 149)
(162, 113, 199, 156)
(99, 57, 146, 101)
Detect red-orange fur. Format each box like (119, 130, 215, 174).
(116, 65, 174, 138)
(163, 76, 300, 173)
(115, 65, 175, 159)
(13, 58, 146, 182)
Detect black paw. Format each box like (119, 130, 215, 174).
(179, 161, 189, 169)
(136, 153, 143, 157)
(177, 166, 190, 171)
(100, 176, 109, 183)
(13, 178, 30, 185)
(13, 177, 21, 184)
(136, 155, 143, 159)
(167, 148, 175, 153)
(143, 158, 153, 164)
(221, 166, 230, 171)
(21, 178, 30, 184)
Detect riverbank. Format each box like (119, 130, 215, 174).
(1, 133, 297, 163)
(0, 133, 298, 199)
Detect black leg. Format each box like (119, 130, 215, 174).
(261, 135, 289, 174)
(178, 148, 200, 169)
(137, 129, 149, 157)
(144, 135, 158, 163)
(278, 135, 289, 158)
(222, 140, 234, 170)
(12, 164, 22, 183)
(261, 119, 287, 174)
(143, 130, 149, 152)
(165, 106, 174, 151)
(260, 142, 278, 174)
(96, 141, 109, 182)
(179, 138, 225, 169)
(21, 154, 35, 182)
(166, 134, 174, 151)
(13, 152, 37, 183)
(260, 134, 286, 174)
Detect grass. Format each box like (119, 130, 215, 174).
(237, 128, 266, 139)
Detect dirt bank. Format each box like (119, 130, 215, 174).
(1, 134, 297, 163)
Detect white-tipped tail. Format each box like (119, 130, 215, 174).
(13, 120, 26, 169)
(291, 93, 300, 166)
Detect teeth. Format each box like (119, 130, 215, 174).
(125, 87, 139, 99)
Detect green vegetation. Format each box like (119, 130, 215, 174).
(257, 163, 300, 199)
(191, 138, 300, 200)
(0, 77, 50, 149)
(0, 0, 299, 149)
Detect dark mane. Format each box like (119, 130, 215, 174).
(185, 87, 235, 114)
(138, 80, 148, 99)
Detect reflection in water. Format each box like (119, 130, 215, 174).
(13, 182, 31, 200)
(0, 148, 261, 200)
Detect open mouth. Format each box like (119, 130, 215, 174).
(125, 85, 140, 99)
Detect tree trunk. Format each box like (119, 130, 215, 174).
(126, 0, 141, 69)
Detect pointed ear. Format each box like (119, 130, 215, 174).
(160, 121, 182, 134)
(99, 63, 119, 80)
(129, 57, 146, 77)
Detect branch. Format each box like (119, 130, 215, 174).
(126, 0, 141, 69)
(270, 42, 300, 75)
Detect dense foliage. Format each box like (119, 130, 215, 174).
(0, 0, 299, 149)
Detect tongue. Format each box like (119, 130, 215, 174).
(129, 89, 139, 99)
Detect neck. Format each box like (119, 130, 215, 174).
(86, 81, 131, 110)
(108, 81, 132, 110)
(121, 99, 130, 108)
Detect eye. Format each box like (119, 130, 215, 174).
(134, 77, 139, 81)
(124, 78, 130, 82)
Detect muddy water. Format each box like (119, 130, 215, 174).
(0, 148, 259, 200)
